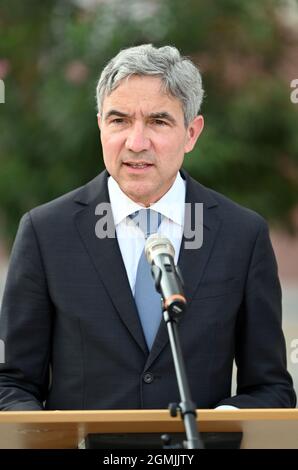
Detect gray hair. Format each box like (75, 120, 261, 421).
(96, 44, 204, 127)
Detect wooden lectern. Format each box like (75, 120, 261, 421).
(0, 409, 297, 449)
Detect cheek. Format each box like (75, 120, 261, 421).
(158, 142, 185, 167)
(101, 135, 123, 160)
(157, 134, 186, 154)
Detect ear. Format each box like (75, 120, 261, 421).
(184, 115, 204, 153)
(97, 113, 101, 130)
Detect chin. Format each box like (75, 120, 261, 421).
(127, 186, 154, 205)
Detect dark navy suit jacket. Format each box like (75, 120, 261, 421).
(0, 170, 296, 410)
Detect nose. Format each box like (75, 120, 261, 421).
(125, 122, 151, 153)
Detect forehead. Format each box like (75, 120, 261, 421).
(102, 75, 184, 116)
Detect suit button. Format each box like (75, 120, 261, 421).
(143, 372, 154, 384)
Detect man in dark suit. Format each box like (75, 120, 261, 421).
(0, 44, 296, 410)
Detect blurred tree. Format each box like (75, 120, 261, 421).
(0, 0, 297, 246)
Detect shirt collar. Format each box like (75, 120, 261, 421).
(108, 172, 186, 227)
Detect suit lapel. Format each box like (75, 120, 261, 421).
(73, 170, 222, 367)
(145, 171, 222, 370)
(74, 171, 148, 355)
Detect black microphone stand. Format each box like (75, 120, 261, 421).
(151, 265, 204, 450)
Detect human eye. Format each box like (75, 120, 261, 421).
(111, 117, 125, 124)
(153, 119, 168, 126)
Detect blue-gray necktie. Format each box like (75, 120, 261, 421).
(130, 209, 163, 350)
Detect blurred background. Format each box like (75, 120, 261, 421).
(0, 0, 298, 401)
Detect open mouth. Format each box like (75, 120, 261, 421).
(123, 162, 153, 170)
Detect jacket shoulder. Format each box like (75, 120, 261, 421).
(26, 172, 106, 226)
(208, 187, 266, 226)
(186, 173, 268, 235)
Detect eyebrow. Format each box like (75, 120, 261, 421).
(149, 112, 177, 125)
(104, 109, 177, 125)
(104, 110, 130, 121)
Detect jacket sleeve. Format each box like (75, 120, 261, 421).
(216, 219, 296, 408)
(0, 212, 53, 410)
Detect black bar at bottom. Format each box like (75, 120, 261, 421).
(84, 432, 243, 449)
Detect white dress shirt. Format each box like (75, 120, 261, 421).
(108, 172, 185, 295)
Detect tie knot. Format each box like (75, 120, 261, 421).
(129, 209, 162, 238)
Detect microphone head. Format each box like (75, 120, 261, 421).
(145, 234, 175, 264)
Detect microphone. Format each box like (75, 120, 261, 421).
(145, 234, 187, 319)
